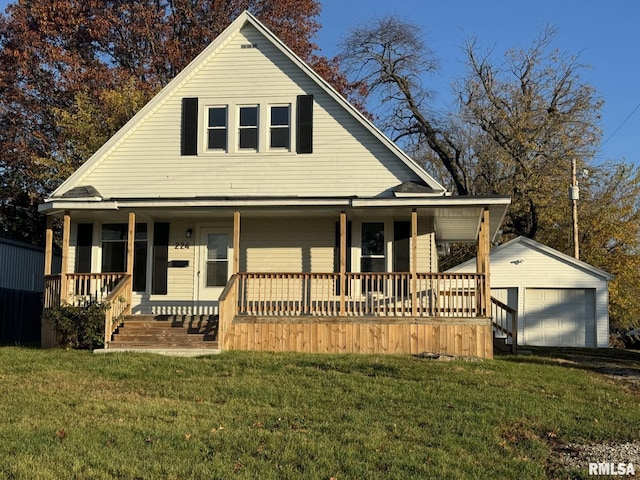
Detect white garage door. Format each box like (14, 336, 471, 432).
(524, 288, 595, 347)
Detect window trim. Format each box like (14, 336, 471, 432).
(200, 97, 297, 154)
(238, 104, 259, 150)
(206, 105, 228, 151)
(269, 104, 291, 150)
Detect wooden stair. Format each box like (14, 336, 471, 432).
(108, 315, 219, 350)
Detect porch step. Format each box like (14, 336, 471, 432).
(109, 315, 218, 350)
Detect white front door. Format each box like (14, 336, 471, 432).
(198, 229, 231, 307)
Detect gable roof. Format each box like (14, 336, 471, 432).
(448, 236, 614, 281)
(49, 10, 446, 200)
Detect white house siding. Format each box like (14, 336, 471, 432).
(417, 217, 437, 273)
(240, 217, 335, 273)
(65, 24, 424, 200)
(449, 238, 611, 348)
(165, 220, 196, 302)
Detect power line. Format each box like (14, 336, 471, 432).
(601, 102, 640, 147)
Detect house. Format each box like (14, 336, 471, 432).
(0, 237, 60, 344)
(447, 236, 613, 348)
(39, 11, 511, 357)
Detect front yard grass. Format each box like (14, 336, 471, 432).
(0, 347, 638, 479)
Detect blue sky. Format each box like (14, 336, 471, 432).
(318, 0, 640, 166)
(1, 0, 638, 166)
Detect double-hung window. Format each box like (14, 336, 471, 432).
(269, 105, 290, 149)
(207, 106, 227, 150)
(238, 106, 258, 149)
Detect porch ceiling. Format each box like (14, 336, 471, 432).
(40, 195, 510, 242)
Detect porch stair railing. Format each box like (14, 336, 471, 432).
(103, 275, 132, 347)
(490, 297, 517, 353)
(43, 273, 132, 348)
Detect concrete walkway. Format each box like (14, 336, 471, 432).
(94, 348, 222, 357)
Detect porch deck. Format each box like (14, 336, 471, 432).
(218, 272, 497, 358)
(43, 271, 515, 358)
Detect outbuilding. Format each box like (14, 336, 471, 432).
(447, 236, 613, 348)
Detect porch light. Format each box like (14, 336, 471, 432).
(186, 228, 193, 238)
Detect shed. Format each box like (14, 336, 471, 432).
(447, 236, 613, 348)
(0, 238, 60, 344)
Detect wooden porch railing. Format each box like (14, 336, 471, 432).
(491, 297, 517, 353)
(218, 274, 239, 350)
(232, 272, 487, 318)
(43, 272, 132, 348)
(103, 275, 132, 347)
(43, 273, 128, 308)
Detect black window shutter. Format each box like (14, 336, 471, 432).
(181, 98, 198, 156)
(75, 223, 93, 273)
(296, 95, 313, 154)
(152, 222, 170, 295)
(393, 221, 411, 272)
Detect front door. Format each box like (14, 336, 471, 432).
(198, 229, 231, 308)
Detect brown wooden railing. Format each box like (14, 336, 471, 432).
(218, 274, 239, 350)
(43, 272, 131, 348)
(237, 272, 340, 316)
(233, 272, 487, 318)
(491, 297, 517, 353)
(43, 274, 62, 310)
(103, 275, 132, 346)
(43, 273, 128, 308)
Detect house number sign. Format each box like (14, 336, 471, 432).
(174, 242, 190, 249)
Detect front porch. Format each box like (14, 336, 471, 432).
(40, 199, 515, 358)
(42, 268, 516, 359)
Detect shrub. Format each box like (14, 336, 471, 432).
(49, 301, 109, 350)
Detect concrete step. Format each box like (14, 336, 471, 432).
(109, 340, 219, 349)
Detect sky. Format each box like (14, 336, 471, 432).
(0, 0, 638, 166)
(317, 0, 640, 166)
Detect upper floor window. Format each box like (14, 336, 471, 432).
(239, 106, 258, 149)
(270, 105, 290, 149)
(207, 106, 227, 150)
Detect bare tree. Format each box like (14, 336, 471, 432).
(339, 16, 472, 194)
(460, 25, 603, 238)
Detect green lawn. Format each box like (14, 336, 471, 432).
(0, 347, 638, 479)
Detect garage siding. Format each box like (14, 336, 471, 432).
(447, 237, 612, 348)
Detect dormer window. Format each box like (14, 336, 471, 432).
(270, 105, 290, 149)
(238, 106, 258, 149)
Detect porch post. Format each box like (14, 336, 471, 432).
(339, 211, 347, 315)
(411, 209, 418, 316)
(233, 211, 241, 274)
(44, 216, 53, 276)
(126, 212, 135, 315)
(60, 211, 71, 303)
(476, 208, 491, 316)
(126, 212, 136, 276)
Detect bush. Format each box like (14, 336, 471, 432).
(49, 301, 109, 350)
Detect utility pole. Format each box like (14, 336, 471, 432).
(570, 157, 579, 259)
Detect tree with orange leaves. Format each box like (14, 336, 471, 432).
(0, 0, 356, 244)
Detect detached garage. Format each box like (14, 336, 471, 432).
(447, 236, 613, 348)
